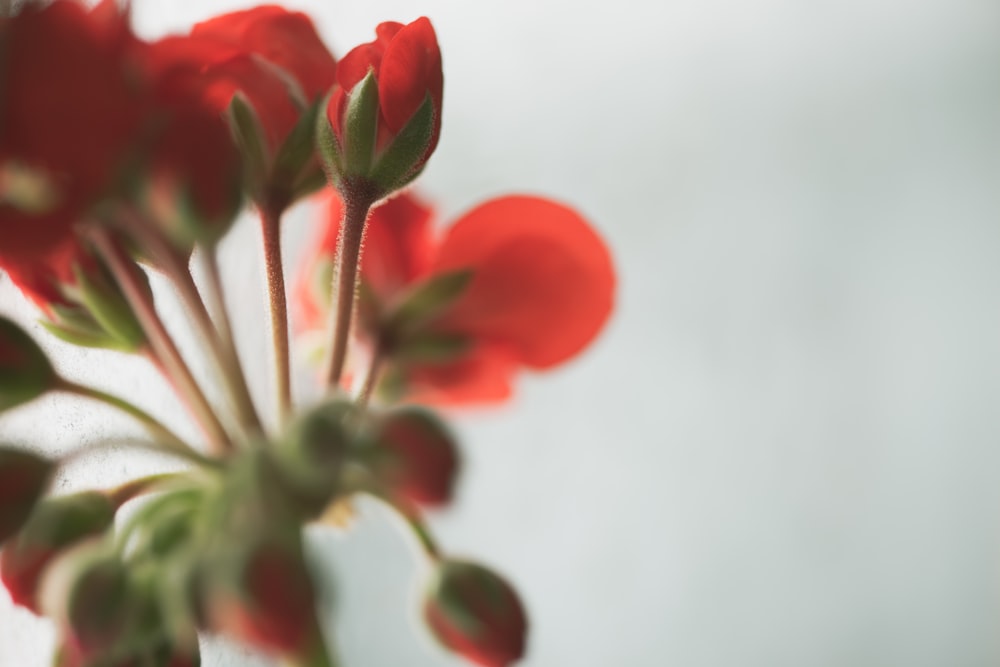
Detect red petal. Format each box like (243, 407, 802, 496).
(377, 17, 442, 134)
(403, 344, 517, 406)
(432, 196, 615, 369)
(192, 6, 337, 102)
(359, 191, 436, 300)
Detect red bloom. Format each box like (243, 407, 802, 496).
(322, 18, 443, 193)
(191, 5, 337, 103)
(371, 408, 459, 507)
(295, 191, 615, 405)
(0, 0, 148, 267)
(149, 6, 337, 156)
(424, 560, 528, 667)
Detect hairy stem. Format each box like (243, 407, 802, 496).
(57, 377, 201, 461)
(89, 227, 232, 455)
(260, 204, 292, 424)
(118, 212, 262, 437)
(323, 190, 375, 389)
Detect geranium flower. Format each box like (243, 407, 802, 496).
(321, 18, 443, 196)
(148, 6, 338, 204)
(0, 0, 148, 267)
(295, 190, 615, 405)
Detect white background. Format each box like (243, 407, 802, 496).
(3, 0, 1000, 665)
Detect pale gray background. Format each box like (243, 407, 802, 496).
(3, 0, 1000, 665)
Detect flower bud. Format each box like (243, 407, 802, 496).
(41, 546, 137, 660)
(424, 560, 528, 667)
(0, 447, 53, 545)
(0, 315, 57, 412)
(1, 491, 115, 612)
(319, 18, 442, 197)
(200, 537, 319, 656)
(271, 399, 354, 518)
(369, 407, 459, 507)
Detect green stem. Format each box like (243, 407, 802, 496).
(369, 492, 441, 562)
(323, 189, 375, 389)
(119, 213, 262, 438)
(260, 204, 292, 424)
(356, 342, 383, 407)
(107, 472, 186, 508)
(57, 377, 203, 461)
(89, 227, 232, 455)
(197, 247, 265, 436)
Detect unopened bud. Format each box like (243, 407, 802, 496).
(369, 408, 459, 507)
(0, 447, 53, 545)
(0, 315, 56, 412)
(201, 537, 319, 656)
(424, 560, 528, 667)
(1, 491, 115, 612)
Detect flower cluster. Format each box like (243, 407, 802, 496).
(0, 3, 615, 666)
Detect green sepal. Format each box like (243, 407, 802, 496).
(73, 263, 146, 352)
(387, 270, 472, 335)
(394, 332, 471, 365)
(368, 94, 434, 193)
(40, 306, 127, 351)
(315, 91, 345, 190)
(226, 93, 271, 197)
(271, 99, 322, 200)
(342, 71, 380, 178)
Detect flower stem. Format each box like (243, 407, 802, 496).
(56, 377, 201, 461)
(369, 492, 441, 562)
(260, 204, 292, 424)
(117, 211, 262, 437)
(89, 227, 232, 455)
(324, 189, 375, 389)
(107, 472, 187, 508)
(197, 247, 265, 435)
(357, 342, 383, 407)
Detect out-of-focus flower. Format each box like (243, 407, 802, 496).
(0, 0, 148, 267)
(148, 6, 337, 206)
(1, 491, 116, 613)
(367, 407, 459, 507)
(296, 191, 615, 405)
(0, 447, 53, 546)
(424, 559, 528, 667)
(190, 5, 338, 103)
(319, 18, 443, 197)
(201, 537, 319, 656)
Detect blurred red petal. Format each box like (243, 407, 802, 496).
(360, 191, 436, 299)
(432, 196, 615, 369)
(404, 344, 517, 406)
(192, 6, 337, 101)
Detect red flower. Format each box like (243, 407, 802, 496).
(424, 560, 528, 667)
(296, 191, 615, 405)
(191, 5, 338, 103)
(0, 0, 148, 268)
(149, 6, 336, 156)
(370, 408, 459, 507)
(321, 18, 443, 194)
(203, 539, 319, 656)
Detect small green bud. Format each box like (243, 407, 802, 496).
(0, 446, 53, 545)
(0, 315, 56, 412)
